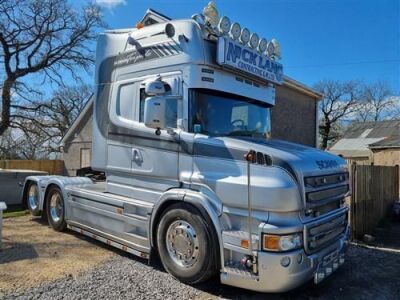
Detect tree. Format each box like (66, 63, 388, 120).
(315, 80, 360, 149)
(0, 85, 92, 159)
(356, 81, 398, 122)
(0, 0, 103, 136)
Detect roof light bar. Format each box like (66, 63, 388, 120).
(240, 28, 250, 45)
(229, 22, 241, 40)
(249, 33, 259, 49)
(218, 16, 231, 34)
(258, 38, 268, 53)
(266, 41, 275, 57)
(197, 2, 282, 60)
(271, 38, 281, 59)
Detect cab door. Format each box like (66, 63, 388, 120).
(106, 72, 183, 202)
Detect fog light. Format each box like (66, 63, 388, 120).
(326, 267, 332, 275)
(339, 257, 345, 265)
(280, 256, 291, 267)
(333, 262, 339, 270)
(317, 272, 325, 281)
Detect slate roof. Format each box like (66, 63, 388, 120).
(330, 120, 400, 156)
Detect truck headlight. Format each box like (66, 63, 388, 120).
(263, 233, 303, 252)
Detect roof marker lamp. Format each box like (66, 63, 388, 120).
(258, 38, 268, 53)
(271, 38, 281, 59)
(229, 22, 241, 40)
(239, 28, 250, 45)
(249, 33, 259, 49)
(218, 16, 231, 35)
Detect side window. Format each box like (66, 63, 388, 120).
(139, 84, 178, 128)
(116, 82, 137, 121)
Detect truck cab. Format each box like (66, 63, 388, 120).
(23, 4, 350, 293)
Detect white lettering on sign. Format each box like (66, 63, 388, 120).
(217, 38, 283, 85)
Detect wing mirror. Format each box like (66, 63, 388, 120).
(144, 95, 167, 131)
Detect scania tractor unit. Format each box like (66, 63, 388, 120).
(23, 3, 350, 293)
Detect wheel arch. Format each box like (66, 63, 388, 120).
(22, 179, 35, 209)
(42, 183, 62, 217)
(150, 188, 224, 269)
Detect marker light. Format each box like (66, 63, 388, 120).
(271, 38, 281, 59)
(249, 33, 259, 49)
(136, 22, 144, 29)
(229, 22, 241, 40)
(258, 38, 268, 53)
(266, 41, 275, 57)
(218, 16, 231, 34)
(239, 28, 250, 45)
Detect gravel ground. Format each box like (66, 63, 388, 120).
(2, 217, 400, 300)
(4, 243, 400, 300)
(0, 216, 113, 293)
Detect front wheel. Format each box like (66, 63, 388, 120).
(46, 186, 67, 232)
(156, 203, 219, 284)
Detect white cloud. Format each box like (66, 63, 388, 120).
(95, 0, 127, 9)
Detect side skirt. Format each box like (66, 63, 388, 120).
(67, 221, 150, 260)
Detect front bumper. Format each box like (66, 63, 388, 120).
(220, 225, 349, 293)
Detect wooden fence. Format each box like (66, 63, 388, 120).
(350, 164, 399, 239)
(0, 160, 65, 175)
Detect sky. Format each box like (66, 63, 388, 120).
(90, 0, 400, 94)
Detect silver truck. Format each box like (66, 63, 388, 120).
(22, 4, 350, 292)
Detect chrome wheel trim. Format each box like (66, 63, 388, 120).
(166, 220, 199, 268)
(49, 192, 63, 223)
(28, 184, 39, 211)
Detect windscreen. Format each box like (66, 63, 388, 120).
(189, 89, 271, 139)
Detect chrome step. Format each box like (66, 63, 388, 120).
(223, 266, 259, 280)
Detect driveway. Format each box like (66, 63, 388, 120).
(1, 216, 400, 299)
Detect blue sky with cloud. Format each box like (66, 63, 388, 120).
(91, 0, 399, 94)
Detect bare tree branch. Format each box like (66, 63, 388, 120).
(0, 0, 105, 135)
(314, 80, 361, 149)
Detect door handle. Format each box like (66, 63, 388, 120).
(132, 149, 143, 162)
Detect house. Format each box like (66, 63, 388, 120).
(329, 120, 400, 166)
(60, 78, 321, 176)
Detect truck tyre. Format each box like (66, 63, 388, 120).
(157, 203, 219, 284)
(27, 182, 41, 216)
(45, 186, 67, 232)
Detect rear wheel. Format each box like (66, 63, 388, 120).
(46, 186, 67, 232)
(156, 203, 219, 284)
(27, 182, 41, 216)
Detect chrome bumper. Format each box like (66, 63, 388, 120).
(220, 224, 349, 293)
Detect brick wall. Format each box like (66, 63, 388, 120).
(272, 84, 318, 147)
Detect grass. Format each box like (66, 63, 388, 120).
(3, 205, 29, 219)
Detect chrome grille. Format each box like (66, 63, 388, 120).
(304, 172, 349, 216)
(305, 173, 348, 188)
(305, 213, 348, 253)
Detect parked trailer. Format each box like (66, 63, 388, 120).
(23, 4, 350, 292)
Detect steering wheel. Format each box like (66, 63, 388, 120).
(231, 119, 245, 127)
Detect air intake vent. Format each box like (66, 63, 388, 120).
(250, 151, 272, 166)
